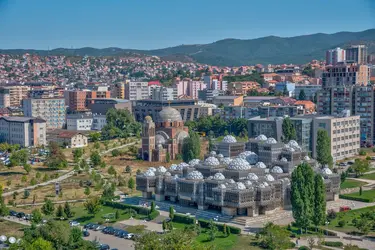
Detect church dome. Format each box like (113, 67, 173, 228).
(228, 158, 251, 171)
(157, 107, 182, 122)
(188, 159, 201, 167)
(204, 156, 220, 166)
(187, 171, 204, 180)
(213, 173, 225, 180)
(271, 166, 283, 174)
(155, 134, 166, 145)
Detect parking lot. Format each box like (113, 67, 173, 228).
(85, 230, 134, 250)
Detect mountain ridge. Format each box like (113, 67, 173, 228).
(1, 29, 375, 66)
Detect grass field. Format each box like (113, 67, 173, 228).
(340, 179, 367, 189)
(327, 205, 375, 233)
(361, 172, 375, 180)
(341, 189, 375, 202)
(0, 219, 27, 238)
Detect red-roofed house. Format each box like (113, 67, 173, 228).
(47, 130, 88, 148)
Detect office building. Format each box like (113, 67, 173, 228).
(248, 117, 284, 142)
(65, 90, 87, 111)
(198, 89, 224, 102)
(294, 84, 322, 101)
(346, 45, 368, 64)
(312, 115, 360, 161)
(175, 80, 206, 99)
(0, 116, 46, 147)
(326, 47, 346, 65)
(87, 98, 132, 115)
(66, 114, 93, 131)
(23, 98, 66, 129)
(125, 81, 149, 101)
(151, 86, 177, 101)
(259, 106, 300, 118)
(275, 82, 295, 97)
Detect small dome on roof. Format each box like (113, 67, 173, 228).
(218, 184, 226, 189)
(221, 157, 233, 165)
(165, 172, 172, 177)
(244, 180, 253, 187)
(213, 173, 225, 180)
(228, 158, 251, 171)
(255, 134, 267, 141)
(222, 135, 237, 143)
(304, 155, 311, 161)
(143, 169, 155, 177)
(157, 107, 182, 122)
(228, 179, 235, 184)
(210, 151, 217, 156)
(266, 138, 277, 144)
(205, 156, 220, 166)
(170, 164, 183, 171)
(280, 157, 288, 162)
(157, 166, 167, 173)
(149, 167, 157, 172)
(178, 162, 189, 168)
(265, 174, 275, 182)
(188, 159, 201, 167)
(271, 166, 283, 174)
(217, 154, 224, 158)
(321, 167, 332, 175)
(247, 173, 259, 181)
(233, 182, 246, 190)
(255, 162, 266, 169)
(187, 171, 204, 180)
(238, 151, 258, 164)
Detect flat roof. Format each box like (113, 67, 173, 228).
(0, 116, 46, 123)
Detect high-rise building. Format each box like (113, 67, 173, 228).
(346, 45, 368, 64)
(23, 98, 66, 129)
(151, 86, 177, 101)
(111, 82, 126, 99)
(65, 90, 87, 111)
(326, 47, 346, 65)
(0, 85, 29, 107)
(125, 81, 149, 101)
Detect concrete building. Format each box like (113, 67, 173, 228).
(111, 82, 126, 99)
(125, 81, 149, 101)
(212, 96, 243, 106)
(346, 45, 368, 64)
(23, 98, 66, 129)
(0, 85, 29, 107)
(175, 80, 206, 99)
(66, 114, 93, 131)
(290, 117, 313, 153)
(92, 114, 107, 131)
(47, 130, 88, 148)
(248, 117, 284, 142)
(312, 115, 360, 161)
(65, 90, 87, 111)
(259, 106, 300, 118)
(294, 84, 322, 101)
(0, 116, 46, 147)
(228, 82, 260, 95)
(326, 47, 346, 65)
(0, 89, 10, 108)
(243, 96, 278, 107)
(198, 89, 224, 102)
(133, 99, 201, 123)
(151, 86, 177, 101)
(87, 98, 132, 115)
(321, 63, 370, 88)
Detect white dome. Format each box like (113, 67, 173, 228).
(228, 158, 251, 171)
(244, 180, 253, 187)
(207, 176, 213, 180)
(234, 182, 246, 190)
(143, 169, 156, 177)
(157, 166, 167, 173)
(238, 151, 258, 165)
(321, 167, 332, 175)
(188, 159, 201, 167)
(148, 167, 157, 172)
(304, 155, 311, 161)
(271, 166, 283, 174)
(247, 173, 259, 181)
(210, 151, 217, 156)
(217, 154, 224, 158)
(170, 164, 178, 170)
(213, 173, 225, 180)
(287, 140, 301, 151)
(178, 162, 189, 168)
(165, 172, 172, 177)
(187, 171, 204, 180)
(255, 134, 267, 141)
(222, 135, 237, 143)
(255, 162, 266, 169)
(286, 147, 295, 152)
(280, 157, 288, 162)
(221, 157, 233, 165)
(218, 184, 226, 189)
(258, 183, 267, 188)
(262, 182, 269, 187)
(228, 179, 235, 184)
(265, 174, 275, 182)
(205, 156, 220, 166)
(266, 138, 277, 144)
(173, 174, 179, 179)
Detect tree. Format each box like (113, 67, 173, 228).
(63, 202, 74, 218)
(354, 216, 374, 235)
(102, 183, 115, 200)
(72, 148, 84, 163)
(181, 131, 201, 162)
(30, 237, 54, 250)
(162, 220, 167, 232)
(56, 204, 64, 218)
(136, 169, 142, 175)
(23, 189, 30, 199)
(169, 206, 175, 220)
(291, 162, 314, 232)
(94, 142, 100, 150)
(30, 178, 37, 185)
(41, 199, 55, 215)
(352, 159, 370, 177)
(101, 109, 141, 139)
(89, 132, 101, 142)
(9, 149, 29, 167)
(359, 186, 363, 196)
(208, 220, 218, 241)
(307, 237, 315, 250)
(312, 174, 326, 229)
(31, 209, 43, 224)
(125, 165, 132, 174)
(24, 163, 32, 174)
(316, 129, 333, 167)
(150, 201, 156, 213)
(258, 222, 291, 250)
(166, 152, 170, 163)
(0, 185, 9, 216)
(84, 187, 91, 196)
(45, 142, 68, 169)
(115, 210, 120, 220)
(108, 165, 116, 175)
(282, 117, 296, 143)
(298, 89, 307, 100)
(223, 224, 228, 237)
(84, 197, 101, 216)
(90, 151, 101, 167)
(128, 177, 135, 192)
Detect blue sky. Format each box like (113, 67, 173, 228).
(0, 0, 374, 50)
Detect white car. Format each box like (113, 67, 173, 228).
(69, 221, 80, 227)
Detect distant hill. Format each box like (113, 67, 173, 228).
(2, 29, 375, 66)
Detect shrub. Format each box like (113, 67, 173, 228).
(366, 156, 371, 161)
(373, 147, 375, 153)
(173, 214, 195, 224)
(327, 209, 337, 220)
(323, 241, 344, 247)
(298, 246, 309, 250)
(338, 220, 346, 227)
(339, 195, 373, 203)
(102, 201, 159, 218)
(359, 150, 366, 156)
(197, 218, 241, 234)
(112, 149, 120, 157)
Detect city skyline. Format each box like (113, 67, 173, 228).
(0, 0, 374, 50)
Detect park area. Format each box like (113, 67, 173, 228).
(340, 179, 367, 189)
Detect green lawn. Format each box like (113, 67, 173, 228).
(72, 205, 147, 224)
(341, 189, 375, 202)
(0, 219, 27, 238)
(361, 172, 375, 180)
(327, 205, 375, 233)
(340, 179, 367, 189)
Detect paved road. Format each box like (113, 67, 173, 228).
(10, 199, 86, 208)
(1, 215, 31, 226)
(2, 141, 138, 198)
(85, 230, 135, 250)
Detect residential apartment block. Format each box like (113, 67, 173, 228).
(23, 98, 66, 129)
(346, 45, 368, 65)
(151, 86, 177, 101)
(326, 47, 346, 65)
(125, 81, 149, 101)
(0, 85, 29, 107)
(66, 114, 93, 131)
(0, 116, 46, 147)
(294, 84, 321, 101)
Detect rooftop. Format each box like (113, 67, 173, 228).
(0, 116, 46, 123)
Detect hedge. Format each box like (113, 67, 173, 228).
(102, 201, 159, 220)
(298, 247, 309, 250)
(172, 214, 241, 234)
(339, 194, 373, 203)
(323, 241, 344, 247)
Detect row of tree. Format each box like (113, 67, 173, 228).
(181, 131, 201, 162)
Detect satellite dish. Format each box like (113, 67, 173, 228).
(9, 237, 16, 244)
(0, 235, 7, 242)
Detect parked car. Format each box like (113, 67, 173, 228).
(99, 244, 110, 250)
(17, 212, 26, 219)
(347, 160, 355, 165)
(125, 233, 134, 239)
(69, 221, 80, 227)
(102, 227, 114, 234)
(88, 224, 99, 230)
(84, 223, 94, 229)
(9, 210, 18, 217)
(93, 225, 105, 231)
(340, 206, 352, 212)
(339, 162, 348, 166)
(83, 230, 90, 237)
